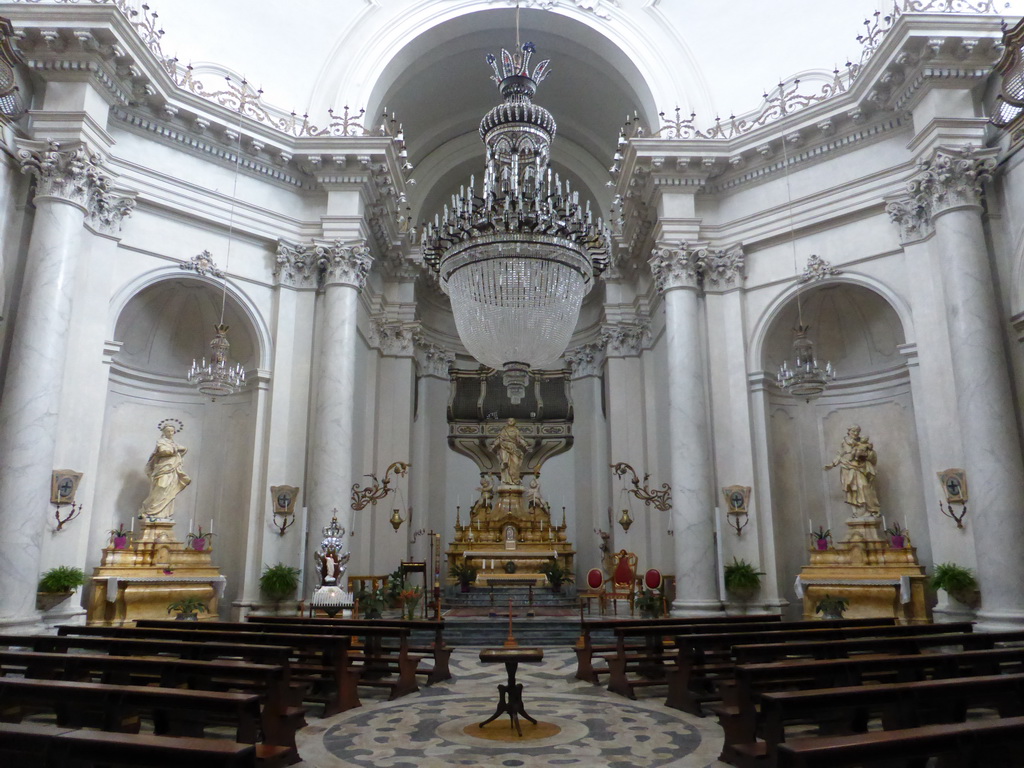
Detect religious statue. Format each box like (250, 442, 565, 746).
(526, 476, 550, 515)
(824, 425, 880, 517)
(473, 474, 494, 518)
(490, 418, 530, 485)
(139, 419, 191, 521)
(314, 546, 349, 588)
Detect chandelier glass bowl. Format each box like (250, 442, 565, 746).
(423, 41, 607, 403)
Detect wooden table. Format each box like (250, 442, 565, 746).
(478, 648, 544, 736)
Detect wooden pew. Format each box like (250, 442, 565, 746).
(775, 716, 1024, 768)
(665, 621, 976, 715)
(58, 625, 364, 716)
(0, 722, 257, 768)
(749, 673, 1024, 768)
(251, 615, 453, 684)
(717, 644, 1024, 765)
(0, 649, 304, 759)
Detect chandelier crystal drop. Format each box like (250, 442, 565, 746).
(188, 323, 246, 397)
(423, 41, 607, 403)
(776, 324, 835, 402)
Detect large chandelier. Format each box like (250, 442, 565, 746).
(423, 39, 607, 403)
(776, 324, 835, 401)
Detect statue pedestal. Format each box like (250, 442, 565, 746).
(798, 516, 930, 624)
(86, 521, 225, 626)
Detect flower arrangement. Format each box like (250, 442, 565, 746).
(108, 524, 130, 549)
(400, 587, 423, 620)
(815, 593, 849, 619)
(884, 522, 907, 548)
(809, 526, 832, 550)
(185, 526, 215, 551)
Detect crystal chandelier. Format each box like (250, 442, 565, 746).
(423, 35, 607, 403)
(776, 324, 835, 401)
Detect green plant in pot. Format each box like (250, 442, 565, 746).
(815, 593, 849, 619)
(259, 563, 301, 607)
(930, 562, 979, 605)
(167, 596, 208, 620)
(356, 587, 386, 619)
(383, 567, 406, 608)
(635, 587, 665, 618)
(540, 559, 574, 592)
(723, 557, 764, 601)
(37, 565, 86, 611)
(449, 561, 478, 592)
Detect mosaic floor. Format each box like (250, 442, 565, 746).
(295, 647, 729, 768)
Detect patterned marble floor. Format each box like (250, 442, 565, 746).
(295, 647, 730, 768)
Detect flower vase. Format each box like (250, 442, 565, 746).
(890, 535, 905, 549)
(191, 539, 206, 551)
(405, 602, 419, 621)
(815, 538, 829, 551)
(113, 535, 128, 550)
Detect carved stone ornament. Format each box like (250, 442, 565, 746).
(886, 194, 934, 244)
(800, 254, 842, 283)
(180, 250, 224, 278)
(316, 240, 372, 289)
(563, 340, 607, 378)
(649, 241, 745, 292)
(601, 318, 650, 357)
(907, 145, 997, 218)
(370, 318, 416, 356)
(649, 244, 701, 291)
(18, 140, 135, 231)
(274, 240, 319, 289)
(413, 338, 455, 379)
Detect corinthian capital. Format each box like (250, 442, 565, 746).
(88, 176, 136, 234)
(316, 240, 372, 289)
(907, 145, 997, 217)
(413, 338, 455, 379)
(701, 245, 745, 289)
(885, 194, 934, 245)
(18, 140, 102, 207)
(370, 318, 417, 356)
(563, 340, 607, 378)
(601, 317, 650, 357)
(274, 240, 319, 289)
(649, 241, 744, 292)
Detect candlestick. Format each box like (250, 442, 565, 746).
(130, 517, 134, 534)
(808, 517, 813, 533)
(210, 518, 214, 535)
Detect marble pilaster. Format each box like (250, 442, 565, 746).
(912, 146, 1024, 628)
(307, 241, 372, 582)
(0, 141, 132, 625)
(650, 242, 722, 616)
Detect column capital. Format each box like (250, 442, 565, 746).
(649, 241, 745, 293)
(564, 340, 607, 379)
(413, 338, 455, 379)
(274, 240, 320, 289)
(601, 316, 650, 358)
(907, 145, 997, 218)
(885, 194, 934, 245)
(316, 239, 372, 289)
(369, 318, 417, 357)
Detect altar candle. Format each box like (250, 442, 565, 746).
(808, 517, 813, 534)
(882, 514, 887, 532)
(210, 518, 214, 535)
(190, 517, 194, 533)
(130, 517, 134, 534)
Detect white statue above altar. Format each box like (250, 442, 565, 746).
(824, 424, 880, 518)
(139, 419, 191, 522)
(491, 418, 530, 485)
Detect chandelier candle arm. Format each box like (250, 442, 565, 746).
(423, 40, 608, 403)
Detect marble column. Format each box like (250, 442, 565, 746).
(909, 146, 1024, 629)
(650, 243, 722, 616)
(0, 141, 133, 626)
(307, 241, 372, 584)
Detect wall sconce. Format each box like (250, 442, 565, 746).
(51, 469, 84, 531)
(389, 508, 405, 531)
(610, 462, 672, 511)
(937, 468, 968, 529)
(618, 508, 633, 532)
(722, 485, 751, 536)
(270, 484, 299, 536)
(351, 461, 410, 510)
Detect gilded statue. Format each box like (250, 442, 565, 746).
(139, 419, 191, 521)
(473, 474, 494, 519)
(490, 417, 530, 486)
(526, 476, 550, 515)
(824, 424, 880, 518)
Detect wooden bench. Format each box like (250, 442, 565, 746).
(717, 644, 1024, 765)
(574, 614, 786, 683)
(666, 622, 976, 715)
(752, 672, 1024, 768)
(0, 721, 258, 768)
(775, 715, 1024, 768)
(58, 625, 363, 716)
(0, 649, 304, 760)
(251, 616, 452, 683)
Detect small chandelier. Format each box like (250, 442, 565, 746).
(188, 323, 246, 397)
(776, 324, 835, 402)
(423, 33, 607, 403)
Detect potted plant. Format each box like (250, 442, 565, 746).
(930, 562, 978, 605)
(540, 559, 574, 592)
(449, 561, 478, 592)
(185, 526, 215, 551)
(724, 557, 764, 601)
(167, 596, 208, 620)
(884, 522, 907, 549)
(384, 567, 406, 609)
(809, 526, 831, 551)
(108, 524, 129, 550)
(37, 565, 86, 611)
(259, 562, 301, 607)
(356, 587, 386, 619)
(635, 587, 665, 619)
(814, 593, 849, 619)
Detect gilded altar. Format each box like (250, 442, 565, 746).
(86, 520, 225, 626)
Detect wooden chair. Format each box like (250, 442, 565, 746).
(641, 568, 669, 616)
(578, 568, 606, 615)
(606, 550, 638, 615)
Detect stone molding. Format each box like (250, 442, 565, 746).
(369, 318, 417, 356)
(601, 317, 650, 357)
(274, 240, 320, 289)
(649, 241, 745, 293)
(563, 341, 607, 378)
(906, 145, 997, 217)
(413, 338, 455, 379)
(17, 140, 135, 231)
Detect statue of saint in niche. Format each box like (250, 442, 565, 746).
(490, 418, 530, 486)
(139, 420, 191, 522)
(824, 425, 880, 518)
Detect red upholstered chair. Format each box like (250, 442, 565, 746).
(642, 568, 668, 616)
(606, 550, 639, 615)
(578, 567, 606, 615)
